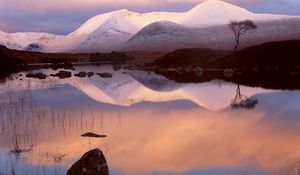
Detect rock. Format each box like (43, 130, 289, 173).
(97, 73, 113, 79)
(223, 68, 235, 78)
(26, 72, 47, 79)
(112, 65, 122, 71)
(75, 71, 87, 78)
(81, 132, 107, 138)
(87, 72, 94, 77)
(49, 62, 74, 70)
(67, 148, 109, 175)
(195, 67, 204, 77)
(54, 71, 72, 79)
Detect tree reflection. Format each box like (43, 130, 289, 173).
(231, 84, 258, 109)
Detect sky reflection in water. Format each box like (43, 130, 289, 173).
(0, 67, 300, 175)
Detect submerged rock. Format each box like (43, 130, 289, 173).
(49, 62, 74, 70)
(81, 132, 107, 138)
(54, 71, 72, 79)
(67, 148, 109, 175)
(223, 68, 235, 78)
(26, 72, 47, 79)
(97, 73, 113, 79)
(195, 67, 204, 77)
(87, 72, 95, 77)
(112, 65, 122, 71)
(75, 71, 87, 78)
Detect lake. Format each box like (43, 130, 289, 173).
(0, 65, 299, 175)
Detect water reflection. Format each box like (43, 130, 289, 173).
(1, 66, 272, 110)
(0, 66, 299, 175)
(231, 84, 259, 109)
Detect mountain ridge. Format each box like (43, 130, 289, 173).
(0, 0, 299, 53)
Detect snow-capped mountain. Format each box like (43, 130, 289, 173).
(178, 0, 254, 27)
(0, 0, 299, 53)
(126, 18, 300, 51)
(0, 31, 65, 51)
(62, 10, 180, 52)
(177, 0, 289, 27)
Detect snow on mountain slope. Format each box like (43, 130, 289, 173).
(178, 0, 254, 27)
(126, 21, 194, 51)
(0, 9, 180, 52)
(126, 18, 300, 51)
(179, 0, 291, 27)
(68, 10, 179, 39)
(69, 11, 140, 52)
(0, 0, 298, 53)
(50, 10, 180, 52)
(0, 31, 65, 51)
(69, 10, 181, 52)
(61, 10, 126, 52)
(129, 21, 186, 39)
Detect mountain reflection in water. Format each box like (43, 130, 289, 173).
(0, 66, 299, 175)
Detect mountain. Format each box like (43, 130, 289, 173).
(177, 0, 289, 27)
(68, 10, 141, 52)
(0, 31, 64, 51)
(0, 0, 299, 53)
(66, 10, 181, 52)
(178, 0, 254, 27)
(126, 21, 193, 51)
(126, 18, 300, 51)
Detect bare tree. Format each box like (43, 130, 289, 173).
(228, 20, 257, 51)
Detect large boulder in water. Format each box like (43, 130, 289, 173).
(67, 148, 109, 175)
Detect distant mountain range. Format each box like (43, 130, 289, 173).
(0, 0, 300, 53)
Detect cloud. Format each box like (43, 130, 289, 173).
(4, 0, 262, 12)
(0, 2, 90, 34)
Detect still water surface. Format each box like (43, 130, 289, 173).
(0, 66, 299, 175)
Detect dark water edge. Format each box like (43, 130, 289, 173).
(1, 62, 300, 91)
(153, 68, 300, 90)
(1, 40, 300, 89)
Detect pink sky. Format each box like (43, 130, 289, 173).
(4, 0, 262, 11)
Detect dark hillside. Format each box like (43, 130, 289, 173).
(214, 40, 300, 69)
(154, 40, 300, 70)
(155, 48, 228, 67)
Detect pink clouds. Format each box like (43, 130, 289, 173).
(5, 0, 262, 12)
